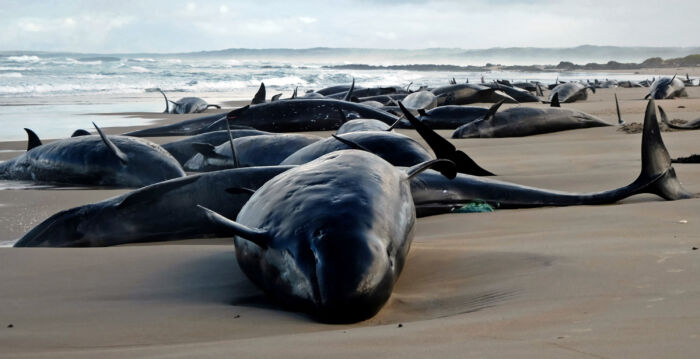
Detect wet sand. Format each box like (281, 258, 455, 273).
(1, 86, 700, 358)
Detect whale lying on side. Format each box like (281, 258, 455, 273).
(646, 76, 687, 99)
(159, 89, 221, 114)
(0, 124, 185, 188)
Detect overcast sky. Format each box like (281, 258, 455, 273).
(1, 0, 699, 53)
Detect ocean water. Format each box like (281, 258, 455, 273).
(0, 53, 659, 98)
(0, 52, 660, 141)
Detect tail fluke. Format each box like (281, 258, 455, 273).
(633, 100, 693, 200)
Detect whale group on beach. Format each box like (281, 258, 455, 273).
(4, 73, 699, 323)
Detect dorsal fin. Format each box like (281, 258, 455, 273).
(551, 92, 561, 107)
(670, 74, 677, 82)
(398, 101, 494, 176)
(117, 176, 200, 209)
(225, 187, 256, 195)
(343, 78, 355, 102)
(198, 205, 270, 248)
(483, 100, 504, 121)
(291, 86, 298, 99)
(417, 108, 427, 117)
(71, 129, 90, 137)
(93, 122, 128, 165)
(158, 89, 170, 113)
(224, 115, 239, 168)
(405, 81, 413, 92)
(271, 93, 282, 101)
(252, 83, 266, 104)
(614, 93, 624, 124)
(406, 159, 456, 180)
(23, 128, 42, 151)
(191, 142, 229, 160)
(536, 83, 544, 97)
(331, 134, 371, 152)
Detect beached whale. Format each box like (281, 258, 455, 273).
(159, 89, 221, 114)
(224, 99, 400, 132)
(416, 99, 693, 215)
(14, 166, 292, 247)
(336, 119, 396, 134)
(658, 105, 700, 130)
(161, 129, 270, 165)
(123, 111, 236, 137)
(432, 84, 517, 105)
(184, 134, 322, 172)
(548, 82, 594, 103)
(414, 105, 490, 129)
(483, 83, 541, 103)
(200, 150, 455, 323)
(451, 101, 612, 138)
(646, 76, 687, 99)
(0, 124, 185, 188)
(401, 91, 438, 110)
(280, 131, 436, 168)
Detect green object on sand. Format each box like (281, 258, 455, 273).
(455, 200, 494, 213)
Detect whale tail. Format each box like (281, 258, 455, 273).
(630, 100, 693, 200)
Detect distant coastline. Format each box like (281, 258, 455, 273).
(326, 55, 700, 73)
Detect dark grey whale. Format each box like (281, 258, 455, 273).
(415, 105, 489, 129)
(431, 84, 517, 105)
(161, 129, 270, 165)
(451, 104, 611, 138)
(184, 134, 322, 172)
(199, 150, 455, 323)
(415, 99, 693, 215)
(548, 82, 595, 103)
(658, 106, 700, 130)
(122, 111, 233, 137)
(13, 166, 291, 247)
(0, 124, 185, 188)
(224, 99, 400, 132)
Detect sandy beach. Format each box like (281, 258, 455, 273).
(2, 86, 700, 358)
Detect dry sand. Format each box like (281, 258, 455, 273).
(2, 87, 700, 358)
